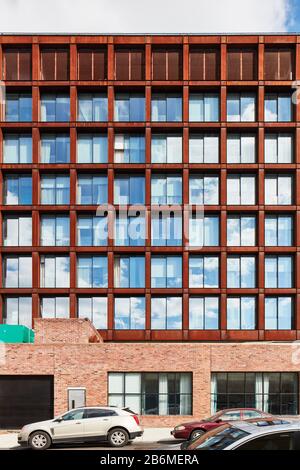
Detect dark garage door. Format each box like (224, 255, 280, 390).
(0, 376, 54, 429)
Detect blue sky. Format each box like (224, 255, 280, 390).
(0, 0, 299, 33)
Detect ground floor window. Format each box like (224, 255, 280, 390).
(211, 372, 298, 415)
(108, 372, 192, 416)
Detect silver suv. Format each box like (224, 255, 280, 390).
(18, 406, 143, 450)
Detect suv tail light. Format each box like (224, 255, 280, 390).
(132, 414, 140, 425)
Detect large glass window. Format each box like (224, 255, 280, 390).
(77, 175, 107, 205)
(40, 175, 70, 205)
(265, 93, 292, 122)
(189, 256, 219, 288)
(151, 256, 182, 288)
(41, 93, 70, 122)
(78, 93, 107, 122)
(227, 256, 256, 288)
(40, 255, 70, 288)
(151, 135, 182, 163)
(40, 297, 70, 319)
(77, 256, 108, 288)
(108, 372, 192, 416)
(114, 256, 145, 288)
(41, 134, 70, 163)
(151, 174, 182, 204)
(265, 297, 293, 330)
(115, 93, 145, 122)
(114, 175, 145, 205)
(4, 175, 32, 205)
(265, 215, 293, 246)
(114, 135, 145, 163)
(227, 297, 256, 330)
(189, 93, 219, 122)
(77, 134, 107, 163)
(3, 256, 32, 288)
(227, 175, 256, 205)
(77, 215, 108, 246)
(227, 93, 256, 122)
(151, 212, 182, 246)
(151, 297, 182, 330)
(265, 175, 293, 205)
(41, 215, 69, 246)
(78, 297, 107, 329)
(265, 133, 293, 163)
(114, 297, 145, 329)
(3, 215, 32, 246)
(227, 215, 256, 246)
(151, 94, 182, 122)
(5, 93, 32, 122)
(265, 256, 293, 288)
(189, 214, 219, 247)
(189, 296, 219, 330)
(3, 296, 32, 329)
(115, 213, 146, 246)
(227, 134, 256, 163)
(4, 134, 32, 163)
(189, 134, 219, 164)
(189, 174, 219, 205)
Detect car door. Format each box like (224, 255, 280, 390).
(51, 409, 85, 440)
(83, 409, 117, 438)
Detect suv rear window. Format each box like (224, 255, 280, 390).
(84, 409, 117, 418)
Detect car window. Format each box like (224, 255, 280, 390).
(85, 409, 117, 418)
(195, 427, 249, 450)
(236, 432, 295, 451)
(61, 410, 85, 421)
(220, 411, 242, 421)
(243, 411, 261, 419)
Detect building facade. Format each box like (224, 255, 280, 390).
(0, 33, 300, 427)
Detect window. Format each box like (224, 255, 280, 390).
(265, 133, 293, 163)
(189, 48, 219, 81)
(77, 256, 108, 288)
(114, 135, 145, 163)
(265, 297, 293, 330)
(3, 297, 32, 329)
(227, 175, 256, 205)
(189, 297, 219, 330)
(227, 134, 256, 163)
(189, 93, 219, 122)
(68, 389, 86, 410)
(227, 48, 257, 81)
(151, 212, 182, 246)
(189, 256, 219, 288)
(77, 175, 108, 205)
(151, 297, 182, 330)
(114, 175, 145, 204)
(115, 213, 146, 246)
(265, 93, 292, 122)
(151, 93, 182, 122)
(151, 256, 182, 288)
(78, 48, 106, 80)
(41, 48, 69, 80)
(151, 174, 182, 204)
(151, 135, 182, 163)
(227, 93, 255, 122)
(227, 256, 256, 288)
(189, 214, 219, 247)
(77, 134, 107, 164)
(265, 215, 293, 247)
(41, 134, 70, 163)
(78, 93, 107, 122)
(236, 432, 297, 451)
(4, 134, 32, 163)
(108, 372, 192, 416)
(265, 175, 293, 205)
(41, 175, 70, 205)
(4, 175, 32, 205)
(40, 93, 70, 122)
(77, 215, 108, 246)
(41, 215, 70, 246)
(5, 93, 32, 122)
(114, 256, 145, 288)
(114, 297, 145, 329)
(78, 297, 107, 329)
(41, 297, 70, 319)
(189, 134, 219, 164)
(189, 174, 219, 205)
(115, 48, 145, 80)
(152, 49, 182, 80)
(264, 48, 294, 80)
(265, 256, 293, 288)
(227, 297, 256, 330)
(227, 216, 256, 247)
(115, 93, 145, 122)
(40, 255, 70, 288)
(3, 215, 32, 246)
(211, 372, 298, 415)
(3, 48, 32, 80)
(3, 256, 32, 288)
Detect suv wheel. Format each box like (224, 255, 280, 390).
(29, 431, 51, 450)
(108, 428, 129, 447)
(190, 429, 205, 441)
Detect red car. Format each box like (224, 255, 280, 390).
(171, 408, 272, 441)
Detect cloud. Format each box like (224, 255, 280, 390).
(0, 0, 293, 33)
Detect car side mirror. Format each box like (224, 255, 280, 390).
(215, 419, 222, 423)
(54, 417, 63, 423)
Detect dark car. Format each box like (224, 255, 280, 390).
(171, 408, 272, 441)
